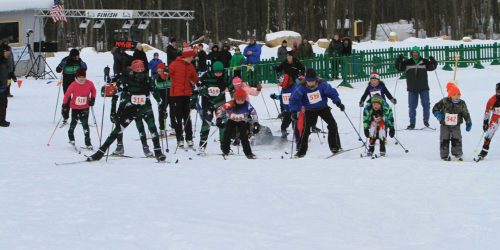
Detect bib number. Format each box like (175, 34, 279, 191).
(131, 95, 146, 105)
(282, 93, 291, 105)
(230, 113, 245, 122)
(307, 91, 322, 105)
(370, 90, 382, 98)
(208, 87, 221, 97)
(75, 96, 87, 106)
(445, 113, 458, 126)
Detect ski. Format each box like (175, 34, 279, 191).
(54, 160, 89, 166)
(473, 156, 484, 162)
(325, 145, 365, 159)
(69, 142, 81, 154)
(360, 153, 378, 159)
(80, 146, 94, 151)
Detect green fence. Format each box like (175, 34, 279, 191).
(228, 42, 500, 87)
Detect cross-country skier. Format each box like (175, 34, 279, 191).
(87, 60, 166, 162)
(62, 69, 96, 150)
(359, 71, 396, 107)
(216, 88, 260, 159)
(477, 82, 500, 161)
(289, 68, 345, 158)
(432, 82, 472, 161)
(270, 73, 299, 141)
(362, 94, 395, 157)
(152, 63, 174, 137)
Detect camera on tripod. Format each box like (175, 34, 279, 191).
(26, 29, 34, 37)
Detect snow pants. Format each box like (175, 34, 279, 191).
(170, 96, 193, 142)
(0, 92, 7, 122)
(68, 108, 91, 146)
(221, 120, 253, 156)
(368, 120, 387, 154)
(439, 124, 462, 158)
(199, 97, 224, 148)
(480, 115, 500, 157)
(297, 107, 341, 155)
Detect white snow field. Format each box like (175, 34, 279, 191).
(1, 41, 500, 249)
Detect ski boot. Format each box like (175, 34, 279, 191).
(330, 148, 341, 154)
(186, 140, 194, 147)
(154, 148, 166, 162)
(177, 140, 185, 148)
(69, 140, 75, 145)
(0, 120, 10, 127)
(82, 144, 94, 150)
(113, 143, 124, 155)
(143, 145, 154, 157)
(441, 156, 451, 161)
(246, 153, 257, 159)
(424, 121, 430, 128)
(198, 141, 207, 152)
(87, 149, 105, 161)
(380, 142, 386, 157)
(232, 138, 240, 146)
(294, 152, 305, 158)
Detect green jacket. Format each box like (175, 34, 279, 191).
(230, 53, 246, 68)
(363, 101, 394, 129)
(116, 72, 155, 105)
(197, 71, 234, 108)
(432, 98, 471, 125)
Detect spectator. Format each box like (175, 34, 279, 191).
(148, 52, 163, 77)
(277, 40, 288, 62)
(197, 43, 208, 72)
(340, 37, 352, 56)
(325, 34, 343, 79)
(220, 44, 232, 68)
(208, 44, 221, 66)
(295, 38, 314, 60)
(230, 47, 246, 78)
(0, 43, 11, 127)
(166, 38, 180, 66)
(243, 36, 262, 64)
(133, 43, 149, 73)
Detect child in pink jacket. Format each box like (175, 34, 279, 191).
(231, 76, 261, 101)
(62, 68, 97, 149)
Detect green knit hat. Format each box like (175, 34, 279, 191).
(371, 94, 384, 105)
(212, 61, 224, 72)
(411, 46, 420, 54)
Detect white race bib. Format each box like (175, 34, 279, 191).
(282, 93, 291, 105)
(208, 87, 221, 97)
(445, 113, 458, 126)
(370, 90, 382, 97)
(131, 95, 146, 105)
(75, 96, 87, 106)
(230, 113, 245, 121)
(307, 90, 322, 105)
(494, 107, 500, 116)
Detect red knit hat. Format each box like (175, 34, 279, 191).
(279, 74, 292, 88)
(446, 81, 461, 97)
(369, 71, 380, 80)
(233, 88, 247, 100)
(75, 68, 87, 78)
(157, 62, 166, 71)
(131, 59, 145, 72)
(181, 46, 196, 58)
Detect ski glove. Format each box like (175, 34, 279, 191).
(270, 93, 279, 100)
(389, 127, 395, 138)
(61, 103, 70, 120)
(390, 98, 397, 105)
(253, 122, 261, 134)
(291, 112, 299, 121)
(434, 111, 445, 122)
(216, 118, 225, 129)
(336, 103, 345, 112)
(89, 97, 95, 107)
(466, 122, 472, 132)
(364, 128, 370, 138)
(8, 72, 17, 81)
(483, 119, 489, 132)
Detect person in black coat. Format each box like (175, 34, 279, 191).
(112, 47, 133, 76)
(197, 43, 208, 72)
(274, 51, 305, 82)
(340, 37, 352, 56)
(166, 38, 180, 66)
(133, 43, 149, 73)
(208, 45, 221, 66)
(0, 43, 11, 127)
(220, 44, 232, 68)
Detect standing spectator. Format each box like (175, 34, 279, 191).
(169, 46, 199, 148)
(148, 52, 163, 77)
(340, 37, 352, 56)
(295, 38, 314, 60)
(208, 44, 221, 66)
(243, 36, 262, 64)
(274, 51, 305, 82)
(112, 47, 133, 76)
(56, 48, 88, 94)
(230, 47, 246, 78)
(197, 43, 208, 73)
(325, 34, 343, 79)
(0, 43, 11, 127)
(133, 43, 149, 74)
(166, 38, 180, 66)
(277, 40, 288, 62)
(220, 44, 233, 69)
(6, 48, 15, 98)
(395, 46, 437, 129)
(292, 41, 298, 55)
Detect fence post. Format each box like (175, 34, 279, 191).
(442, 46, 453, 71)
(473, 45, 485, 69)
(458, 44, 468, 68)
(492, 42, 500, 65)
(338, 56, 353, 88)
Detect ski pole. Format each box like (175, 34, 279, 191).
(99, 93, 107, 147)
(47, 116, 63, 146)
(174, 110, 193, 154)
(290, 119, 297, 159)
(53, 82, 62, 123)
(473, 131, 486, 154)
(272, 99, 281, 119)
(343, 110, 368, 150)
(90, 107, 101, 145)
(320, 119, 326, 139)
(434, 70, 445, 98)
(393, 136, 409, 153)
(260, 91, 272, 119)
(358, 106, 363, 141)
(199, 127, 219, 150)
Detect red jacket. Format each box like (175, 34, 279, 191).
(169, 57, 199, 97)
(63, 80, 96, 110)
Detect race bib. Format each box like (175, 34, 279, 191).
(307, 90, 322, 104)
(208, 87, 221, 97)
(445, 113, 458, 126)
(230, 113, 245, 121)
(282, 93, 291, 105)
(131, 95, 146, 105)
(370, 90, 382, 97)
(494, 107, 500, 116)
(75, 96, 87, 106)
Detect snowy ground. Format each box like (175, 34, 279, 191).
(1, 45, 500, 249)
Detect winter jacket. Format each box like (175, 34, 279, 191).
(278, 84, 297, 113)
(363, 101, 394, 129)
(0, 56, 8, 93)
(198, 71, 234, 108)
(197, 50, 208, 72)
(154, 73, 171, 90)
(220, 50, 232, 68)
(290, 81, 341, 112)
(113, 49, 133, 76)
(148, 58, 163, 75)
(243, 43, 262, 64)
(56, 56, 87, 85)
(208, 49, 221, 64)
(133, 49, 149, 72)
(295, 42, 314, 59)
(326, 39, 343, 57)
(169, 57, 199, 97)
(484, 95, 500, 119)
(275, 59, 305, 81)
(277, 45, 288, 62)
(340, 38, 352, 56)
(166, 44, 180, 65)
(395, 56, 437, 92)
(359, 81, 395, 104)
(216, 100, 258, 124)
(63, 80, 97, 110)
(230, 53, 246, 68)
(432, 98, 471, 126)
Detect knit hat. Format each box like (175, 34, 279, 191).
(369, 71, 380, 80)
(181, 46, 196, 58)
(153, 52, 159, 57)
(75, 68, 86, 78)
(233, 88, 247, 100)
(446, 81, 461, 97)
(157, 62, 166, 71)
(232, 77, 243, 89)
(131, 59, 145, 72)
(371, 94, 384, 104)
(212, 61, 224, 72)
(305, 68, 317, 82)
(0, 43, 11, 52)
(69, 48, 79, 57)
(411, 46, 420, 54)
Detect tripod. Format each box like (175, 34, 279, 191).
(15, 32, 56, 80)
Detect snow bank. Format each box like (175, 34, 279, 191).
(2, 0, 52, 11)
(265, 30, 302, 48)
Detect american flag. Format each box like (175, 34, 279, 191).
(50, 0, 67, 23)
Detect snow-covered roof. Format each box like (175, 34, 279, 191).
(2, 0, 53, 12)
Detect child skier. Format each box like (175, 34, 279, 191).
(476, 82, 500, 161)
(87, 60, 166, 162)
(289, 68, 345, 158)
(270, 73, 298, 141)
(216, 88, 260, 159)
(195, 61, 234, 151)
(152, 62, 174, 136)
(432, 82, 472, 161)
(359, 71, 397, 107)
(62, 68, 96, 149)
(362, 94, 395, 156)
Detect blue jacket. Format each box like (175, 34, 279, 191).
(243, 43, 261, 64)
(148, 58, 163, 75)
(290, 81, 341, 112)
(359, 81, 394, 104)
(279, 84, 297, 113)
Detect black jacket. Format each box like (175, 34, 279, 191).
(133, 49, 149, 72)
(220, 50, 232, 68)
(113, 49, 133, 76)
(208, 50, 221, 64)
(166, 44, 180, 65)
(326, 39, 342, 56)
(275, 59, 305, 81)
(197, 50, 208, 72)
(395, 56, 437, 92)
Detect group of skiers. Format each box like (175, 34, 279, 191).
(53, 41, 499, 163)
